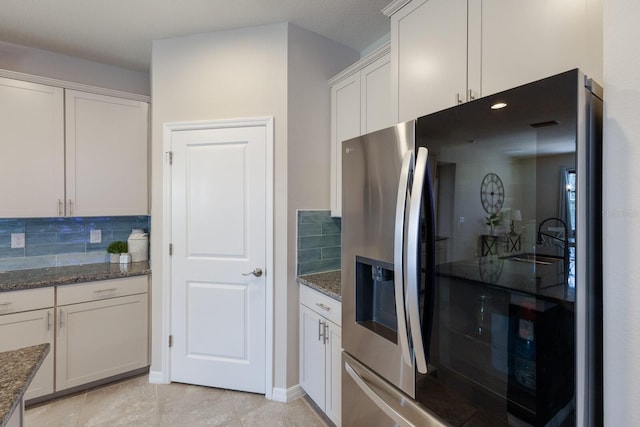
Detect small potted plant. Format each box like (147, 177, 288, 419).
(484, 212, 503, 235)
(107, 241, 128, 263)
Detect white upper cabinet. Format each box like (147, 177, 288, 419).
(0, 77, 64, 217)
(390, 0, 468, 122)
(65, 90, 149, 216)
(330, 44, 391, 217)
(386, 0, 603, 122)
(481, 0, 603, 97)
(0, 75, 149, 218)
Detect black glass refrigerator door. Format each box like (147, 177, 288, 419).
(413, 69, 602, 426)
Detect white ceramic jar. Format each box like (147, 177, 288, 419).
(127, 229, 149, 262)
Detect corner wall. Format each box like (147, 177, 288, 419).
(603, 0, 640, 423)
(150, 23, 288, 389)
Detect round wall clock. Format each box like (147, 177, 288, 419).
(480, 173, 505, 214)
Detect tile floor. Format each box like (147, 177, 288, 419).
(25, 375, 329, 427)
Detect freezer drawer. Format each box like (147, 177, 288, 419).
(342, 352, 445, 427)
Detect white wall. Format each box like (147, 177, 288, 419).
(150, 22, 357, 393)
(0, 40, 149, 95)
(603, 0, 640, 423)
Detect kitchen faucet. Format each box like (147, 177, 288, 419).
(537, 217, 570, 282)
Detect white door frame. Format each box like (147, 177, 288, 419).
(160, 117, 274, 399)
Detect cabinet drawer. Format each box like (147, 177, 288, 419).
(300, 285, 341, 326)
(57, 275, 148, 306)
(0, 287, 54, 314)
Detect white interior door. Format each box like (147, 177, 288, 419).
(170, 122, 267, 393)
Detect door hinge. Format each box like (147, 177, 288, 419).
(169, 335, 173, 348)
(166, 151, 173, 165)
(169, 243, 173, 256)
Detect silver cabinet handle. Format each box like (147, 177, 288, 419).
(68, 199, 74, 216)
(456, 93, 463, 105)
(468, 89, 476, 101)
(0, 302, 11, 313)
(315, 303, 331, 312)
(94, 288, 117, 294)
(47, 311, 52, 331)
(242, 268, 263, 277)
(324, 322, 329, 344)
(58, 308, 63, 329)
(318, 318, 325, 341)
(58, 199, 63, 216)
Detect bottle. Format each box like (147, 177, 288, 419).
(127, 229, 149, 263)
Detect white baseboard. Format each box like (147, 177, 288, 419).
(271, 384, 305, 402)
(148, 370, 169, 384)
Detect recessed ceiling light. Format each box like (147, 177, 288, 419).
(491, 102, 507, 110)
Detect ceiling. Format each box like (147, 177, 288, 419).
(0, 0, 391, 73)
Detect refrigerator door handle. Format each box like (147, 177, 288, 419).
(407, 147, 429, 374)
(394, 149, 414, 368)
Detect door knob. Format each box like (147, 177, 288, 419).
(242, 268, 263, 277)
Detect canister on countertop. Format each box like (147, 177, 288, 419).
(127, 229, 149, 262)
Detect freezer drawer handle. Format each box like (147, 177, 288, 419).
(345, 361, 415, 427)
(394, 149, 414, 368)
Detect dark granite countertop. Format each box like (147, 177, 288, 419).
(0, 344, 49, 427)
(0, 262, 151, 293)
(437, 255, 574, 303)
(297, 270, 341, 302)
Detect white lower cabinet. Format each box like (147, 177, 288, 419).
(0, 288, 55, 400)
(299, 286, 341, 426)
(55, 276, 149, 391)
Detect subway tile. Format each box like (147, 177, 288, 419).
(298, 259, 341, 275)
(0, 247, 25, 258)
(298, 210, 331, 224)
(0, 219, 25, 235)
(298, 248, 321, 264)
(321, 219, 341, 235)
(0, 255, 56, 271)
(298, 223, 322, 237)
(57, 252, 108, 266)
(57, 231, 89, 244)
(299, 234, 341, 250)
(25, 233, 57, 246)
(25, 218, 85, 233)
(321, 246, 341, 260)
(26, 243, 86, 257)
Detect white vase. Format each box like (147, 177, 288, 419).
(110, 253, 120, 263)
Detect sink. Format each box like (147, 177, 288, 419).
(501, 253, 564, 266)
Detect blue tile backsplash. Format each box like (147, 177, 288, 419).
(297, 210, 341, 275)
(0, 216, 149, 271)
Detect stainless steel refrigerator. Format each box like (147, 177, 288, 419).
(341, 69, 602, 426)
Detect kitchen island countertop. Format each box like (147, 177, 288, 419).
(0, 262, 151, 292)
(297, 270, 341, 302)
(0, 344, 50, 427)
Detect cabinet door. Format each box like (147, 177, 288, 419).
(0, 77, 64, 218)
(361, 54, 392, 134)
(0, 308, 55, 399)
(392, 0, 468, 122)
(330, 73, 361, 217)
(299, 304, 327, 409)
(56, 293, 148, 391)
(481, 0, 602, 96)
(65, 90, 149, 216)
(325, 320, 342, 427)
